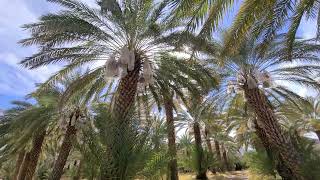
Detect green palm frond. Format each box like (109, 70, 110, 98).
(286, 0, 317, 59)
(139, 152, 169, 179)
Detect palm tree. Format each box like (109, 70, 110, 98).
(176, 100, 210, 179)
(203, 125, 215, 173)
(0, 74, 90, 180)
(192, 120, 207, 179)
(212, 36, 320, 179)
(140, 53, 218, 179)
(163, 94, 179, 180)
(167, 29, 320, 178)
(49, 107, 86, 180)
(0, 100, 55, 180)
(20, 0, 172, 121)
(161, 21, 320, 177)
(0, 101, 32, 180)
(42, 72, 91, 180)
(19, 1, 179, 178)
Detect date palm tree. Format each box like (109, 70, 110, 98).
(44, 75, 89, 180)
(212, 35, 320, 179)
(0, 73, 91, 180)
(0, 99, 56, 180)
(19, 1, 184, 178)
(220, 93, 295, 178)
(176, 99, 211, 179)
(0, 101, 32, 180)
(140, 53, 218, 179)
(20, 0, 172, 121)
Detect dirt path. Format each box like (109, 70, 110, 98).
(179, 171, 248, 180)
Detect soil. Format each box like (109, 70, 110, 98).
(179, 171, 248, 180)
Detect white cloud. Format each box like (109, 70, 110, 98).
(0, 52, 61, 95)
(0, 0, 37, 36)
(0, 0, 101, 98)
(0, 1, 63, 96)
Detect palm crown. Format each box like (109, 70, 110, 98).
(20, 0, 171, 97)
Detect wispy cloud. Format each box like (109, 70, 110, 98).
(0, 0, 100, 108)
(0, 52, 60, 96)
(0, 0, 62, 106)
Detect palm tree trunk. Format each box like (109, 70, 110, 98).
(204, 127, 213, 154)
(49, 125, 77, 180)
(253, 118, 293, 179)
(221, 144, 230, 171)
(193, 122, 207, 180)
(73, 160, 82, 180)
(112, 56, 141, 120)
(244, 86, 304, 179)
(164, 96, 179, 180)
(14, 150, 26, 180)
(101, 57, 141, 179)
(18, 130, 46, 180)
(204, 126, 215, 174)
(214, 140, 222, 171)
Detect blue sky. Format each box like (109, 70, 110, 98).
(0, 0, 317, 109)
(0, 0, 97, 109)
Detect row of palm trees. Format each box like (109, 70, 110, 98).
(1, 0, 320, 179)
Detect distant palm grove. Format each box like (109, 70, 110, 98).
(2, 0, 320, 179)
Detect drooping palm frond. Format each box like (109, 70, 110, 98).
(225, 0, 320, 58)
(20, 0, 176, 104)
(168, 0, 235, 37)
(286, 0, 318, 59)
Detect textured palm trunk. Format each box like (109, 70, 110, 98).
(221, 144, 230, 171)
(164, 96, 179, 180)
(18, 130, 46, 180)
(315, 130, 320, 141)
(49, 125, 77, 180)
(112, 56, 141, 120)
(204, 126, 215, 174)
(214, 140, 222, 171)
(253, 119, 293, 179)
(13, 150, 26, 180)
(101, 57, 141, 179)
(244, 86, 304, 179)
(193, 122, 207, 180)
(73, 160, 82, 180)
(204, 127, 213, 155)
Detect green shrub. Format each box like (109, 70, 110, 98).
(296, 138, 320, 179)
(243, 150, 276, 177)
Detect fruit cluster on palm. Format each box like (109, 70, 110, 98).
(1, 0, 320, 180)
